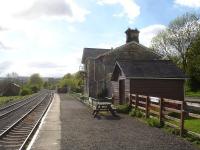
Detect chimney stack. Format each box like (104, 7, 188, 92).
(125, 28, 140, 43)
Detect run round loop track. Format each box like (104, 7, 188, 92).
(0, 90, 54, 150)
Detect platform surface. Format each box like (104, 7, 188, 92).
(30, 94, 198, 150)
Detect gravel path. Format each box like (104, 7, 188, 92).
(60, 94, 198, 150)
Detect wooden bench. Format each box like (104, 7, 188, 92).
(92, 102, 117, 118)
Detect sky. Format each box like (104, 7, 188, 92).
(0, 0, 199, 77)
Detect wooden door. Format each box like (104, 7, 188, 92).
(119, 79, 125, 104)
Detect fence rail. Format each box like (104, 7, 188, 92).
(130, 94, 200, 137)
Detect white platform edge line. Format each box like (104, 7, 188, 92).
(26, 93, 56, 150)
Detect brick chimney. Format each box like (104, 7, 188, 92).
(125, 28, 140, 43)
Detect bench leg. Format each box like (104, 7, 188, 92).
(92, 110, 96, 115)
(94, 110, 99, 118)
(109, 107, 117, 117)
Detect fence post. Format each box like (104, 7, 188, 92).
(129, 94, 132, 106)
(135, 94, 138, 110)
(159, 98, 163, 126)
(145, 96, 150, 118)
(180, 101, 185, 137)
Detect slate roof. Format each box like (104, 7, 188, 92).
(95, 40, 160, 60)
(112, 60, 186, 80)
(81, 48, 110, 64)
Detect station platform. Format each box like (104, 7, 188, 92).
(29, 93, 61, 150)
(28, 94, 197, 150)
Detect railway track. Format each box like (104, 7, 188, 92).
(0, 92, 45, 118)
(0, 91, 54, 150)
(0, 91, 49, 135)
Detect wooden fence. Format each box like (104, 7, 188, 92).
(130, 94, 200, 137)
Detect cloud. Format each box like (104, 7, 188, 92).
(174, 0, 200, 8)
(96, 41, 123, 49)
(139, 24, 166, 47)
(0, 41, 10, 51)
(17, 0, 90, 22)
(0, 49, 82, 77)
(0, 61, 12, 74)
(0, 26, 5, 31)
(29, 62, 66, 69)
(97, 0, 140, 22)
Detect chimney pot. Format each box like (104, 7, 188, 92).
(125, 28, 140, 43)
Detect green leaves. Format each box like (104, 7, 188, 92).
(151, 12, 200, 72)
(187, 33, 200, 90)
(59, 71, 84, 93)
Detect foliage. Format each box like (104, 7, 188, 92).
(30, 85, 40, 93)
(43, 78, 59, 90)
(187, 33, 200, 91)
(20, 87, 32, 96)
(129, 109, 137, 117)
(28, 73, 44, 91)
(129, 109, 144, 118)
(146, 118, 161, 128)
(151, 12, 200, 72)
(0, 95, 29, 106)
(185, 133, 200, 146)
(59, 71, 84, 93)
(164, 126, 180, 135)
(116, 104, 131, 114)
(185, 90, 200, 97)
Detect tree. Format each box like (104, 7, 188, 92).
(58, 71, 84, 93)
(151, 12, 200, 72)
(187, 33, 200, 91)
(29, 73, 43, 92)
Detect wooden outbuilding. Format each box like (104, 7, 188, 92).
(111, 60, 186, 104)
(3, 83, 21, 96)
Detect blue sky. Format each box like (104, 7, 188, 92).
(0, 0, 199, 77)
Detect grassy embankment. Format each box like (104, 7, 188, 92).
(0, 95, 30, 107)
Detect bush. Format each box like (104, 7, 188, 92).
(129, 109, 144, 118)
(147, 118, 161, 128)
(20, 88, 32, 96)
(116, 104, 131, 114)
(164, 126, 180, 135)
(129, 109, 137, 117)
(30, 85, 40, 93)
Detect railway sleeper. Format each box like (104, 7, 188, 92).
(0, 139, 24, 145)
(0, 143, 21, 148)
(13, 126, 33, 131)
(5, 134, 26, 139)
(9, 131, 29, 135)
(1, 137, 25, 142)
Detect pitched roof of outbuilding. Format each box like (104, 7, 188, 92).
(81, 48, 110, 64)
(112, 60, 186, 80)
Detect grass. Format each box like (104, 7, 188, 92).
(186, 90, 200, 97)
(165, 116, 200, 134)
(0, 95, 30, 107)
(185, 118, 200, 134)
(116, 104, 131, 114)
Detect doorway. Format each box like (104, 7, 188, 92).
(119, 79, 125, 104)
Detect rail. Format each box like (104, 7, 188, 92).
(0, 92, 46, 119)
(0, 91, 54, 150)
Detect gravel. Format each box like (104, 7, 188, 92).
(60, 94, 198, 150)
